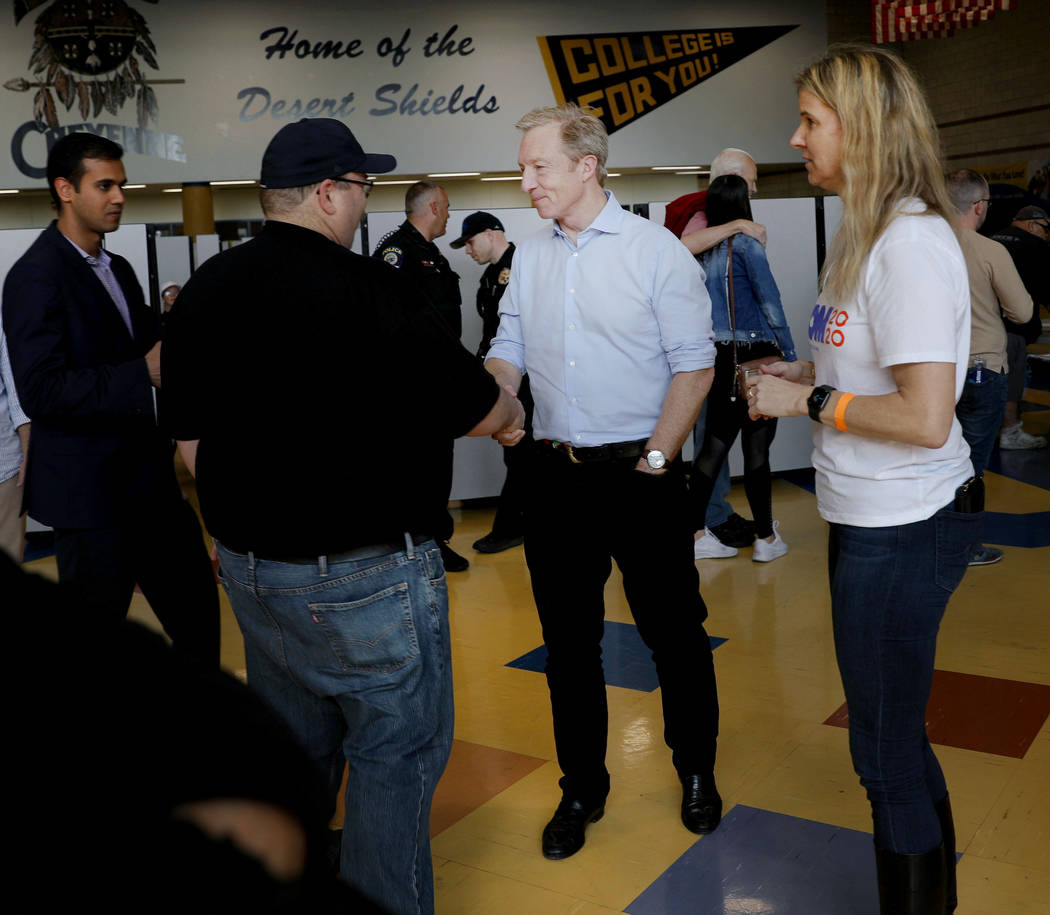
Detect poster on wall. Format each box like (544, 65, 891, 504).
(0, 0, 825, 187)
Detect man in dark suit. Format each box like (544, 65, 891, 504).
(2, 133, 217, 664)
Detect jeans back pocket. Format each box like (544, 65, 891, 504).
(310, 581, 420, 673)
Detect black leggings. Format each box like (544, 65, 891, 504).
(689, 344, 779, 539)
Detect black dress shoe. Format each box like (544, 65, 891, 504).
(439, 541, 469, 572)
(541, 798, 605, 860)
(472, 531, 525, 554)
(681, 774, 722, 835)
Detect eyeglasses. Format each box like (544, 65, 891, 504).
(330, 176, 374, 197)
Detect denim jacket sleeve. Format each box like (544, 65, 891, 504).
(741, 237, 797, 361)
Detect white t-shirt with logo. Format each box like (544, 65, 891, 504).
(809, 199, 973, 527)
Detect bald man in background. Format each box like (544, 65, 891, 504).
(374, 181, 470, 571)
(664, 147, 767, 557)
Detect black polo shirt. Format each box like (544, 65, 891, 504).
(163, 220, 499, 556)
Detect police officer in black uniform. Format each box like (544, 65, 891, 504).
(373, 181, 469, 570)
(374, 181, 463, 336)
(450, 212, 533, 554)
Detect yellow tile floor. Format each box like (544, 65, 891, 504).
(22, 460, 1050, 913)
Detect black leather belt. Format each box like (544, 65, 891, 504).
(243, 533, 431, 565)
(540, 438, 648, 464)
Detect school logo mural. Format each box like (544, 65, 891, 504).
(4, 0, 185, 178)
(538, 25, 797, 135)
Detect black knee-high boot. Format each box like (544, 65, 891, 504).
(935, 795, 957, 913)
(874, 843, 946, 914)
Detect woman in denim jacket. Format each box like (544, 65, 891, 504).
(689, 175, 797, 562)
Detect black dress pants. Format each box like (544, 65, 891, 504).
(54, 493, 220, 666)
(524, 444, 720, 806)
(491, 375, 535, 538)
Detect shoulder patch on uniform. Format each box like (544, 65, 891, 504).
(381, 246, 404, 268)
(498, 267, 511, 285)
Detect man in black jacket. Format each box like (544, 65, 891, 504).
(450, 211, 531, 553)
(2, 132, 217, 664)
(374, 181, 470, 569)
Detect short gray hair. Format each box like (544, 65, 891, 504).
(515, 103, 608, 186)
(946, 169, 988, 215)
(405, 180, 441, 216)
(259, 183, 318, 217)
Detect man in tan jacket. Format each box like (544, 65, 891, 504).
(947, 169, 1033, 565)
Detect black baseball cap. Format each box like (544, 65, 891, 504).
(449, 211, 505, 248)
(259, 118, 396, 189)
(1015, 205, 1048, 224)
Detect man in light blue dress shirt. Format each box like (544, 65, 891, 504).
(486, 104, 723, 860)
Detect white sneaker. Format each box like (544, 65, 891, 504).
(999, 423, 1048, 450)
(752, 521, 788, 562)
(694, 529, 737, 560)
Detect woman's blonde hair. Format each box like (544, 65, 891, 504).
(796, 43, 955, 302)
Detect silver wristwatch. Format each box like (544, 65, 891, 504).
(645, 449, 667, 470)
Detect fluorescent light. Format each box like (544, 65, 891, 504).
(606, 173, 621, 178)
(210, 179, 256, 186)
(373, 179, 417, 186)
(480, 176, 522, 182)
(0, 189, 19, 195)
(162, 188, 182, 193)
(651, 165, 703, 171)
(426, 171, 480, 178)
(675, 170, 706, 175)
(122, 184, 146, 189)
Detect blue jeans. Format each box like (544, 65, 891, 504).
(956, 369, 1008, 477)
(693, 399, 734, 528)
(215, 536, 453, 915)
(828, 503, 981, 854)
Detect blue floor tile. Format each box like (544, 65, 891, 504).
(506, 620, 726, 692)
(626, 805, 880, 915)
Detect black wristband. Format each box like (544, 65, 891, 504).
(807, 384, 837, 423)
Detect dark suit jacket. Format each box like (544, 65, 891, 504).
(2, 222, 177, 528)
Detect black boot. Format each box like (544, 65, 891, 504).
(874, 843, 946, 914)
(935, 795, 957, 914)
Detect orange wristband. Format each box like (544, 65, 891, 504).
(834, 392, 854, 431)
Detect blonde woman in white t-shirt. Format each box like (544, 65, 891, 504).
(748, 44, 980, 915)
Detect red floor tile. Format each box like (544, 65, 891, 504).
(430, 739, 547, 836)
(824, 669, 1050, 759)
